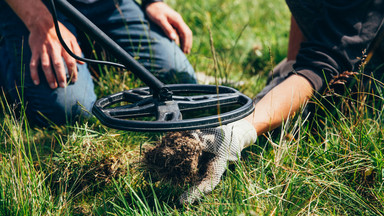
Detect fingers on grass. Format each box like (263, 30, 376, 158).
(179, 157, 226, 205)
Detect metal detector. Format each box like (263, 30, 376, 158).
(47, 0, 254, 132)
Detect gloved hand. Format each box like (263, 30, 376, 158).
(179, 119, 257, 204)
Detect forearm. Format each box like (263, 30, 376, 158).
(246, 75, 313, 134)
(4, 0, 54, 32)
(287, 16, 305, 61)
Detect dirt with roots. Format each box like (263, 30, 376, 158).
(143, 131, 214, 185)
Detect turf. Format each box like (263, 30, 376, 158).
(1, 0, 383, 215)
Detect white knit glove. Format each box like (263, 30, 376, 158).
(179, 119, 257, 204)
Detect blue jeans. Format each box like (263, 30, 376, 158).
(0, 0, 196, 127)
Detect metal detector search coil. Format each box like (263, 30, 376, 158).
(93, 84, 254, 132)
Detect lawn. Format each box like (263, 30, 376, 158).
(1, 0, 384, 215)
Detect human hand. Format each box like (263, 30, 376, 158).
(28, 21, 82, 89)
(179, 119, 257, 204)
(145, 2, 192, 54)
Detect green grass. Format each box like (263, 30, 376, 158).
(1, 0, 384, 215)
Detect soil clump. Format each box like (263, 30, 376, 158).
(143, 131, 214, 185)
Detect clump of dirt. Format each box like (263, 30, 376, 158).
(143, 131, 214, 185)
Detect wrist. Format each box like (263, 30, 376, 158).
(4, 0, 54, 33)
(27, 14, 54, 33)
(25, 3, 54, 32)
(142, 0, 163, 9)
(229, 119, 257, 149)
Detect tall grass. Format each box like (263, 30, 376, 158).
(0, 95, 72, 215)
(0, 0, 383, 215)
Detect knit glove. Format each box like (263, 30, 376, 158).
(179, 119, 257, 204)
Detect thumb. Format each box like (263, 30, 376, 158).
(179, 156, 227, 204)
